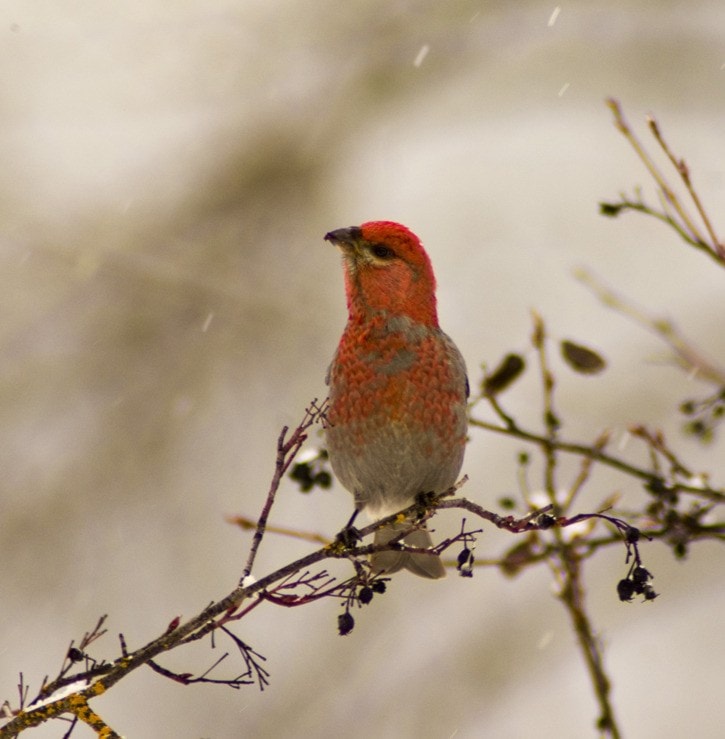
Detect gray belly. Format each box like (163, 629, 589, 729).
(326, 418, 464, 518)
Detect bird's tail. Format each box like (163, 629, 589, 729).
(371, 524, 446, 579)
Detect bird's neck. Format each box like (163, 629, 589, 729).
(344, 268, 439, 327)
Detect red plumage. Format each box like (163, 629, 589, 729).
(324, 222, 468, 578)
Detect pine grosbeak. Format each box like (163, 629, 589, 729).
(324, 221, 468, 578)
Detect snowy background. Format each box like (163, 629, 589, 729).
(2, 1, 724, 737)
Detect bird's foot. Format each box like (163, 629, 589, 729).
(336, 525, 362, 549)
(414, 490, 438, 516)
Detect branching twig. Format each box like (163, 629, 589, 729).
(602, 98, 725, 266)
(0, 472, 648, 738)
(147, 654, 254, 689)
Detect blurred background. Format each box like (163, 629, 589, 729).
(2, 1, 724, 737)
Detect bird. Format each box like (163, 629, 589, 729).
(323, 221, 468, 579)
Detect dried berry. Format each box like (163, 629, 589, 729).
(617, 578, 636, 602)
(338, 612, 355, 636)
(457, 548, 472, 568)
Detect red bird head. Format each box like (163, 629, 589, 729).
(324, 221, 439, 327)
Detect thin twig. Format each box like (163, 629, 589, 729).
(575, 268, 725, 386)
(647, 115, 724, 258)
(228, 516, 329, 545)
(556, 546, 621, 738)
(469, 416, 724, 504)
(561, 431, 611, 510)
(530, 311, 559, 500)
(242, 399, 327, 580)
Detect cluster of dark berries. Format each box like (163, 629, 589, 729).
(617, 565, 658, 603)
(289, 449, 332, 493)
(615, 525, 658, 602)
(338, 580, 388, 636)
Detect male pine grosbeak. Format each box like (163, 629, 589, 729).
(324, 221, 468, 579)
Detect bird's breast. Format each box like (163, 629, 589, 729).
(327, 317, 466, 438)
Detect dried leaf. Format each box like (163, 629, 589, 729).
(482, 353, 526, 396)
(561, 340, 606, 375)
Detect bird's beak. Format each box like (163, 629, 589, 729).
(324, 226, 363, 253)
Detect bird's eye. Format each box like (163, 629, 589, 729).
(371, 244, 395, 259)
